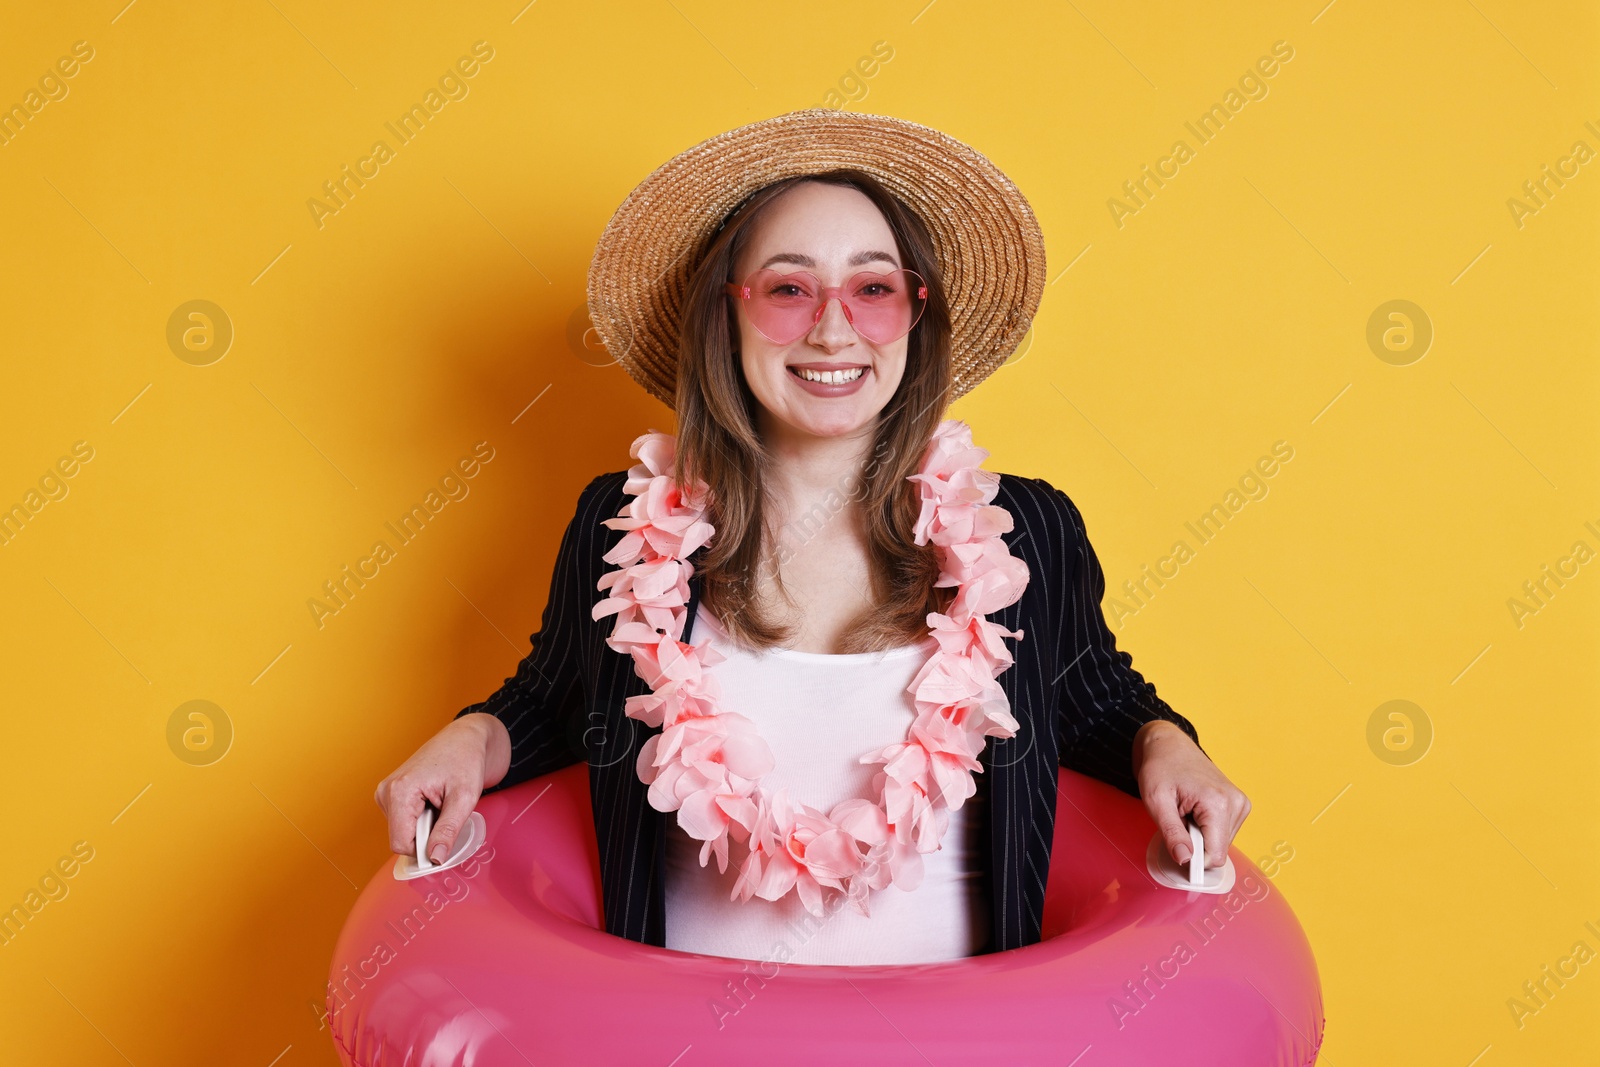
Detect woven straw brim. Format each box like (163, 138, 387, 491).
(586, 108, 1046, 409)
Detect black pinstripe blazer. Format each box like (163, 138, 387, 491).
(456, 469, 1200, 954)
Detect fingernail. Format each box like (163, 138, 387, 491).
(430, 846, 445, 863)
(1174, 845, 1191, 864)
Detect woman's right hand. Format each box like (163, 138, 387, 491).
(374, 712, 511, 865)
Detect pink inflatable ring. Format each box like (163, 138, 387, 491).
(327, 764, 1325, 1065)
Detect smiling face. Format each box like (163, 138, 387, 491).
(729, 181, 911, 446)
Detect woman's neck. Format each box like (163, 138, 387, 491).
(759, 420, 877, 521)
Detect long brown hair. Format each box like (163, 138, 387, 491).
(672, 169, 954, 654)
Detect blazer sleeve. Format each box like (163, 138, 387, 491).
(1038, 478, 1204, 798)
(454, 471, 616, 793)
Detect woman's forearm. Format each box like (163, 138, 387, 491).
(1131, 717, 1191, 779)
(460, 711, 512, 788)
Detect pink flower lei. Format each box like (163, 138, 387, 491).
(591, 419, 1030, 919)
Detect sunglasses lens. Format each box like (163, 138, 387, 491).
(844, 269, 926, 344)
(735, 269, 927, 345)
(740, 270, 819, 344)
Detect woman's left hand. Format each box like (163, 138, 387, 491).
(1132, 719, 1250, 869)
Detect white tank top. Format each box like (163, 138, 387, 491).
(663, 603, 990, 965)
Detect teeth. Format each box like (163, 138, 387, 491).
(793, 366, 865, 384)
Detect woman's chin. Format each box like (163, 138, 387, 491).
(782, 403, 884, 441)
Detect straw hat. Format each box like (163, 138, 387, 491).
(586, 108, 1046, 409)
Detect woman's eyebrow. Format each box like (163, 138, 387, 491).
(757, 249, 901, 270)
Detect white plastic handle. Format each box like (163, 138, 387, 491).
(416, 805, 435, 871)
(1187, 822, 1204, 885)
(1145, 817, 1234, 895)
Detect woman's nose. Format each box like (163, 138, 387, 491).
(807, 296, 857, 347)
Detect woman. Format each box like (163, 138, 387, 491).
(375, 109, 1249, 965)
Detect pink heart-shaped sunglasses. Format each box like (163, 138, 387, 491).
(724, 268, 929, 346)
